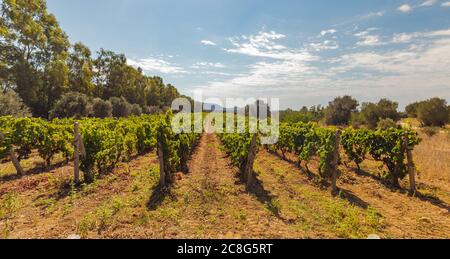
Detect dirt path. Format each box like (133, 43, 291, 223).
(119, 133, 295, 238)
(110, 133, 385, 238)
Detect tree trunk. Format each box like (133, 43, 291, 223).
(10, 149, 24, 176)
(0, 131, 24, 176)
(391, 176, 400, 188)
(392, 159, 401, 188)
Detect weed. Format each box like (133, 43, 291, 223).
(232, 209, 247, 222)
(0, 192, 19, 238)
(96, 205, 113, 232)
(135, 209, 151, 226)
(77, 213, 96, 237)
(35, 197, 57, 213)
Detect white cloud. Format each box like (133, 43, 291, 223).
(421, 0, 436, 6)
(360, 11, 385, 19)
(226, 30, 317, 62)
(192, 28, 450, 109)
(309, 40, 339, 51)
(200, 40, 217, 46)
(357, 35, 382, 46)
(337, 38, 450, 81)
(392, 33, 416, 43)
(320, 29, 337, 36)
(354, 29, 384, 46)
(392, 29, 450, 43)
(191, 62, 226, 69)
(127, 57, 186, 74)
(398, 4, 413, 12)
(442, 1, 450, 7)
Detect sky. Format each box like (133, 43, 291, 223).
(47, 0, 450, 109)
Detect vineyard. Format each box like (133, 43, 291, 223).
(218, 121, 421, 194)
(0, 113, 449, 238)
(0, 113, 199, 186)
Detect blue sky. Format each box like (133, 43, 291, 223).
(47, 0, 450, 109)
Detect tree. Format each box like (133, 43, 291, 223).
(49, 92, 91, 119)
(350, 112, 365, 129)
(416, 98, 449, 127)
(161, 84, 180, 107)
(1, 0, 70, 117)
(360, 99, 400, 129)
(377, 99, 400, 121)
(91, 98, 112, 118)
(93, 49, 127, 99)
(279, 105, 324, 123)
(145, 77, 163, 107)
(68, 42, 95, 95)
(1, 1, 184, 118)
(324, 96, 359, 125)
(405, 102, 420, 118)
(110, 97, 131, 117)
(0, 90, 31, 117)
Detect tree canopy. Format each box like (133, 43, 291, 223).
(324, 96, 359, 126)
(0, 0, 183, 118)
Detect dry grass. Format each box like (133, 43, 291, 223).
(413, 130, 450, 202)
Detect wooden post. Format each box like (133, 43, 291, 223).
(404, 136, 416, 193)
(0, 131, 24, 176)
(158, 142, 166, 187)
(331, 130, 342, 195)
(245, 134, 258, 187)
(73, 122, 80, 184)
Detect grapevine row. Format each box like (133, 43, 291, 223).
(341, 127, 420, 187)
(271, 122, 421, 189)
(0, 113, 200, 184)
(156, 111, 201, 187)
(216, 118, 420, 192)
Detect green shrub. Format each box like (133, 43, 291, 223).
(0, 90, 31, 118)
(416, 98, 449, 127)
(377, 118, 397, 130)
(421, 127, 439, 137)
(130, 104, 143, 116)
(91, 98, 112, 118)
(110, 97, 131, 118)
(50, 92, 91, 119)
(361, 99, 400, 129)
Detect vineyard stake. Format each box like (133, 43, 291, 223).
(331, 130, 342, 195)
(404, 136, 416, 193)
(245, 134, 258, 187)
(73, 122, 80, 184)
(158, 141, 166, 187)
(0, 131, 24, 176)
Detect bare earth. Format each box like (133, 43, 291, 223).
(0, 132, 449, 239)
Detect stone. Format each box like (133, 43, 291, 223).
(367, 234, 381, 239)
(67, 234, 81, 239)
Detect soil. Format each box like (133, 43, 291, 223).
(1, 132, 449, 239)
